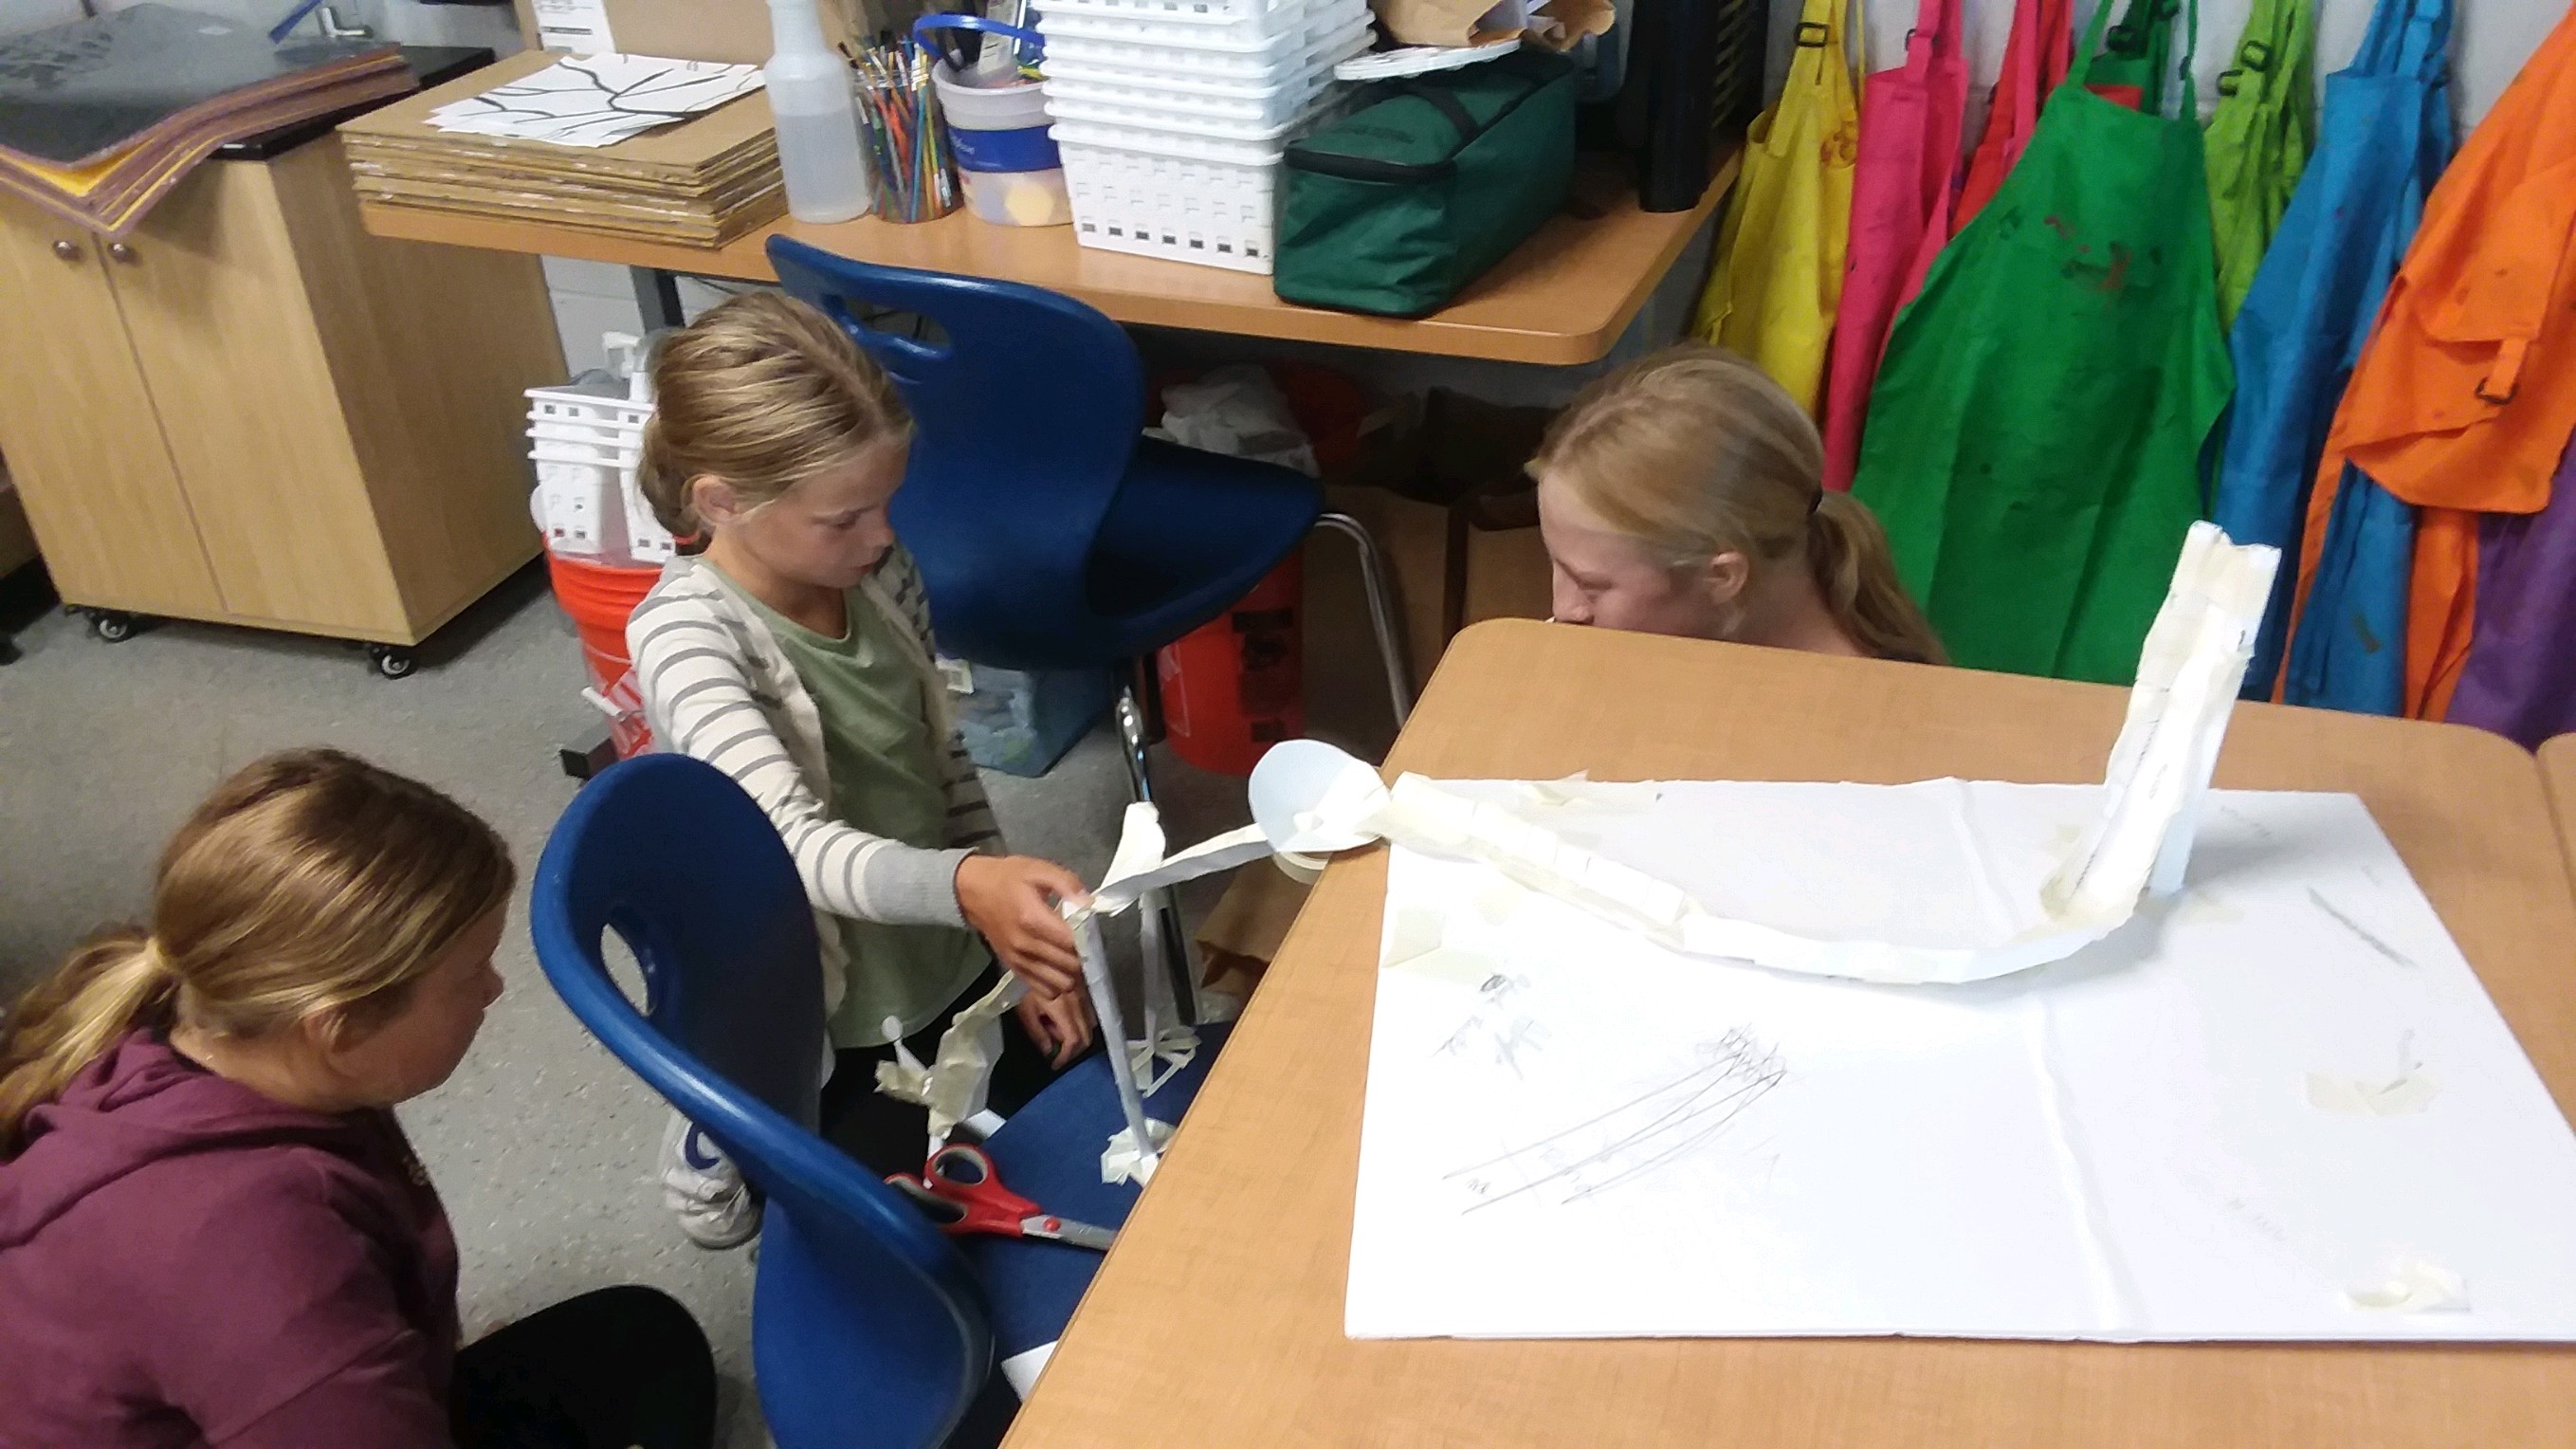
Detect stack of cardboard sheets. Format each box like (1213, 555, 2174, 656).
(338, 51, 783, 248)
(0, 5, 415, 235)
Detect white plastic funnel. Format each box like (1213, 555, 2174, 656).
(1249, 740, 1390, 855)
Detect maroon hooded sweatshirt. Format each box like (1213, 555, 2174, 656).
(0, 1032, 459, 1447)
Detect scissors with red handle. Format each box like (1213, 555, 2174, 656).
(886, 1143, 1117, 1251)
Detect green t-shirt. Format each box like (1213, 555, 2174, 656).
(739, 586, 988, 1048)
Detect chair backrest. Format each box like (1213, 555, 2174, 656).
(530, 754, 992, 1449)
(766, 236, 1146, 668)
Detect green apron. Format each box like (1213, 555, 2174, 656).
(1851, 0, 2230, 686)
(2204, 0, 2317, 325)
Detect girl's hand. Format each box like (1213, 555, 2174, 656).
(955, 854, 1087, 997)
(1017, 988, 1096, 1068)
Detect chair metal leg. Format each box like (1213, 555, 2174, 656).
(1116, 684, 1154, 805)
(1313, 510, 1414, 727)
(1118, 684, 1201, 1026)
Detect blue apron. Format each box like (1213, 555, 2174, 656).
(2205, 0, 2453, 703)
(2288, 463, 2416, 711)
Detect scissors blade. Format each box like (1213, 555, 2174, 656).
(1021, 1215, 1116, 1251)
(889, 1176, 967, 1228)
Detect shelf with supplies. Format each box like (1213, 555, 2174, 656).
(357, 142, 1733, 365)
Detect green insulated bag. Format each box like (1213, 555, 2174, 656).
(1274, 51, 1579, 317)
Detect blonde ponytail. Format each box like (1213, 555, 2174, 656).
(0, 750, 513, 1157)
(1810, 492, 1946, 665)
(0, 933, 176, 1154)
(1532, 343, 1944, 664)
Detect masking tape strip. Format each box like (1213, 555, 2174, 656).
(873, 972, 1028, 1139)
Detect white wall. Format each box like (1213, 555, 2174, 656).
(1788, 0, 2559, 131)
(540, 259, 741, 377)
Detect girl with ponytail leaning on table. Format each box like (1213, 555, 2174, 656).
(1198, 344, 1944, 981)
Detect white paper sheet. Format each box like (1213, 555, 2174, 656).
(1348, 783, 2576, 1342)
(427, 55, 763, 148)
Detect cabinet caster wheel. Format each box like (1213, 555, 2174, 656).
(369, 645, 417, 680)
(90, 611, 140, 643)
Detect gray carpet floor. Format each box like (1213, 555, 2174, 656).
(0, 562, 1382, 1447)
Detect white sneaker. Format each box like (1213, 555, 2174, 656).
(659, 1113, 760, 1249)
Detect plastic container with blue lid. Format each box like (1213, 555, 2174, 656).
(919, 14, 1073, 226)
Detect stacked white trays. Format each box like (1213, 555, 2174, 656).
(1039, 0, 1373, 273)
(525, 384, 675, 564)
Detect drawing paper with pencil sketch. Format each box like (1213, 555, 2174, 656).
(1345, 779, 2576, 1343)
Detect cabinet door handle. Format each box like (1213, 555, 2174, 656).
(106, 242, 137, 264)
(51, 239, 81, 262)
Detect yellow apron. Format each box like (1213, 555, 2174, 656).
(1692, 0, 1858, 415)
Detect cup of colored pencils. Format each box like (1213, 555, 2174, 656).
(849, 36, 959, 223)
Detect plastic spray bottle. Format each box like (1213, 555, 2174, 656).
(765, 0, 870, 223)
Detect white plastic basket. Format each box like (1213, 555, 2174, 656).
(529, 417, 644, 451)
(523, 385, 673, 562)
(1042, 14, 1371, 91)
(528, 388, 652, 432)
(1038, 0, 1364, 61)
(1041, 20, 1370, 125)
(1045, 89, 1328, 142)
(1053, 85, 1358, 273)
(1055, 124, 1287, 273)
(1036, 0, 1361, 52)
(1037, 0, 1299, 32)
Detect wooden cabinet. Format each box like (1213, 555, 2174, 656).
(0, 136, 564, 649)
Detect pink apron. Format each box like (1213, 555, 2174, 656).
(1818, 0, 1968, 489)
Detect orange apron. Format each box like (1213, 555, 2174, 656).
(2291, 5, 2576, 719)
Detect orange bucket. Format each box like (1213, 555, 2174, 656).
(547, 550, 662, 757)
(1157, 555, 1305, 777)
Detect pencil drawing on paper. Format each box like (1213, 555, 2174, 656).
(1444, 1028, 1786, 1213)
(1434, 973, 1550, 1078)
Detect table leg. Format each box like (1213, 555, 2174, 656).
(631, 266, 685, 330)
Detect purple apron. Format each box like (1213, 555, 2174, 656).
(2449, 433, 2576, 748)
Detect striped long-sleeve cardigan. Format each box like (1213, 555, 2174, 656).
(626, 547, 1003, 1016)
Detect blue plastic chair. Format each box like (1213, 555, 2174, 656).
(766, 236, 1412, 1018)
(766, 235, 1410, 692)
(530, 753, 1225, 1449)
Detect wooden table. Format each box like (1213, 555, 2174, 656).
(2544, 735, 2576, 883)
(1010, 619, 2576, 1448)
(356, 152, 1734, 366)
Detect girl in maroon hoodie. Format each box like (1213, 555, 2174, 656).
(0, 749, 716, 1448)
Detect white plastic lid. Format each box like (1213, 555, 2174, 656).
(1249, 739, 1390, 854)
